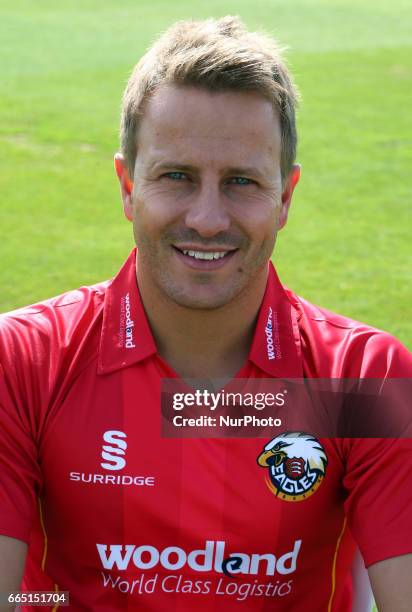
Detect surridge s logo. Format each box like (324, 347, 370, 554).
(101, 430, 127, 471)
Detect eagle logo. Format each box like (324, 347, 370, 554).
(257, 432, 328, 502)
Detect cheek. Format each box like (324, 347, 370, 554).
(238, 201, 279, 241)
(132, 192, 178, 236)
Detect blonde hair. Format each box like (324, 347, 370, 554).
(120, 16, 299, 181)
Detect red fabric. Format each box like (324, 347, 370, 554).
(0, 249, 411, 611)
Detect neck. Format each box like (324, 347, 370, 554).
(137, 266, 269, 380)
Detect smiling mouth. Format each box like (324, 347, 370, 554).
(173, 246, 236, 258)
(182, 249, 228, 260)
(172, 246, 237, 266)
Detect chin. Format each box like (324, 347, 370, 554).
(163, 284, 237, 311)
(172, 294, 232, 310)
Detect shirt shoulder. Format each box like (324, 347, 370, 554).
(1, 280, 109, 318)
(0, 281, 109, 346)
(284, 288, 412, 377)
(0, 281, 110, 407)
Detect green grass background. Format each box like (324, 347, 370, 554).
(0, 0, 411, 351)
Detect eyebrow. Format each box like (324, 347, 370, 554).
(149, 161, 267, 181)
(149, 161, 197, 173)
(227, 166, 267, 181)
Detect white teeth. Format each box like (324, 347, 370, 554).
(182, 250, 228, 260)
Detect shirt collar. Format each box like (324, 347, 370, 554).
(98, 249, 302, 377)
(98, 249, 157, 374)
(248, 263, 303, 377)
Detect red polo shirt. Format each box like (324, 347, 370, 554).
(0, 249, 411, 611)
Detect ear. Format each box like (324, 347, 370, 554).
(114, 153, 134, 221)
(278, 164, 301, 230)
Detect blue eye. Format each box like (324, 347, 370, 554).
(165, 172, 187, 181)
(230, 177, 254, 185)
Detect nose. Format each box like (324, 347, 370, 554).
(184, 183, 231, 238)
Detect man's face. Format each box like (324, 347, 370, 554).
(117, 84, 299, 310)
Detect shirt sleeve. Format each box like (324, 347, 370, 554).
(343, 437, 412, 567)
(343, 334, 412, 567)
(0, 335, 43, 543)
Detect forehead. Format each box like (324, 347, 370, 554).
(136, 84, 281, 170)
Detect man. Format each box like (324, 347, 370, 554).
(0, 16, 411, 611)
